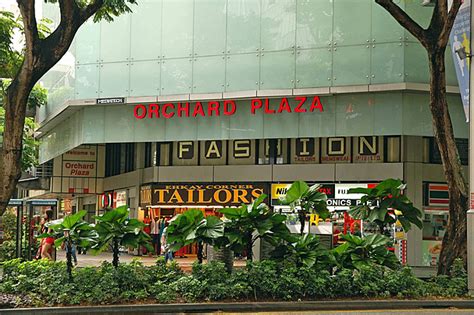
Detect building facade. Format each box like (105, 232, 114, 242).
(37, 0, 468, 268)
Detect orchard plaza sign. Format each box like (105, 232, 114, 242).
(133, 96, 324, 119)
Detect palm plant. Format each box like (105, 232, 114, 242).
(218, 194, 294, 261)
(279, 181, 329, 235)
(93, 206, 152, 268)
(348, 178, 423, 235)
(271, 233, 334, 268)
(40, 210, 98, 279)
(333, 233, 400, 270)
(165, 209, 224, 263)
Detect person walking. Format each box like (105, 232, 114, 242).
(150, 212, 161, 256)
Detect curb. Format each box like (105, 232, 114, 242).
(1, 300, 474, 314)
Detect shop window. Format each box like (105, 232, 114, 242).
(105, 143, 135, 176)
(384, 136, 401, 163)
(428, 137, 468, 165)
(144, 142, 152, 168)
(258, 139, 288, 165)
(422, 210, 447, 267)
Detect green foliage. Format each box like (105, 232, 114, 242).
(348, 179, 423, 233)
(0, 209, 17, 261)
(271, 233, 334, 268)
(166, 209, 224, 252)
(0, 258, 467, 307)
(93, 206, 152, 267)
(279, 181, 330, 220)
(0, 107, 39, 171)
(333, 233, 400, 270)
(217, 194, 294, 259)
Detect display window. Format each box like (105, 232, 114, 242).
(421, 208, 448, 266)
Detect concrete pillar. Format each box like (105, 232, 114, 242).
(468, 210, 474, 295)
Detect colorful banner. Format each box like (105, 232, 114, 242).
(449, 0, 470, 122)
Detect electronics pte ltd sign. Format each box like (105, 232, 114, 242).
(133, 96, 324, 119)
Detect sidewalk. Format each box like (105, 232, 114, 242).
(56, 250, 245, 271)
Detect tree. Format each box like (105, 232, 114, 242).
(374, 0, 467, 275)
(165, 209, 224, 264)
(40, 210, 98, 279)
(279, 181, 329, 235)
(0, 0, 138, 216)
(348, 179, 423, 235)
(93, 206, 151, 268)
(218, 194, 294, 261)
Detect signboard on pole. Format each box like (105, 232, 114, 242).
(449, 0, 470, 122)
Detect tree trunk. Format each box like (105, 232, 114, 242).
(112, 238, 120, 268)
(246, 234, 253, 261)
(66, 237, 73, 280)
(208, 246, 233, 273)
(298, 211, 306, 235)
(197, 241, 203, 264)
(0, 72, 32, 216)
(428, 51, 469, 275)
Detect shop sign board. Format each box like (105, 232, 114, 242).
(62, 161, 96, 177)
(63, 146, 97, 162)
(427, 183, 449, 207)
(133, 96, 324, 119)
(140, 185, 152, 207)
(116, 190, 127, 207)
(271, 183, 376, 210)
(148, 183, 267, 206)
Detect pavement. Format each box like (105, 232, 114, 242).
(55, 250, 246, 271)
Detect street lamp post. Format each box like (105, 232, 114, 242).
(469, 0, 474, 297)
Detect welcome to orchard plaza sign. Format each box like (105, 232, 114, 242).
(133, 96, 324, 119)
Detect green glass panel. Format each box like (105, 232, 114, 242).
(445, 49, 458, 87)
(371, 1, 404, 43)
(298, 96, 335, 137)
(162, 0, 193, 58)
(402, 93, 432, 136)
(447, 95, 468, 138)
(263, 99, 299, 139)
(100, 14, 130, 63)
(229, 100, 264, 139)
(165, 115, 198, 141)
(133, 110, 166, 142)
(75, 64, 99, 99)
(104, 106, 135, 142)
(194, 0, 226, 56)
(333, 0, 370, 46)
(227, 0, 260, 53)
(404, 43, 429, 83)
(75, 19, 100, 64)
(296, 48, 332, 88)
(260, 51, 295, 89)
(296, 0, 332, 49)
(226, 53, 260, 92)
(333, 45, 370, 86)
(261, 0, 296, 51)
(371, 43, 404, 84)
(373, 93, 402, 135)
(161, 58, 192, 95)
(130, 60, 160, 96)
(99, 62, 130, 97)
(197, 115, 231, 140)
(404, 2, 433, 42)
(130, 0, 162, 61)
(335, 94, 374, 136)
(192, 56, 225, 93)
(83, 107, 105, 143)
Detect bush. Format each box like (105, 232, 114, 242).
(0, 258, 468, 307)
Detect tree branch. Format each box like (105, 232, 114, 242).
(16, 0, 38, 58)
(438, 0, 462, 48)
(80, 0, 105, 23)
(375, 0, 429, 48)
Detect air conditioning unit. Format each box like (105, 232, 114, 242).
(421, 0, 435, 6)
